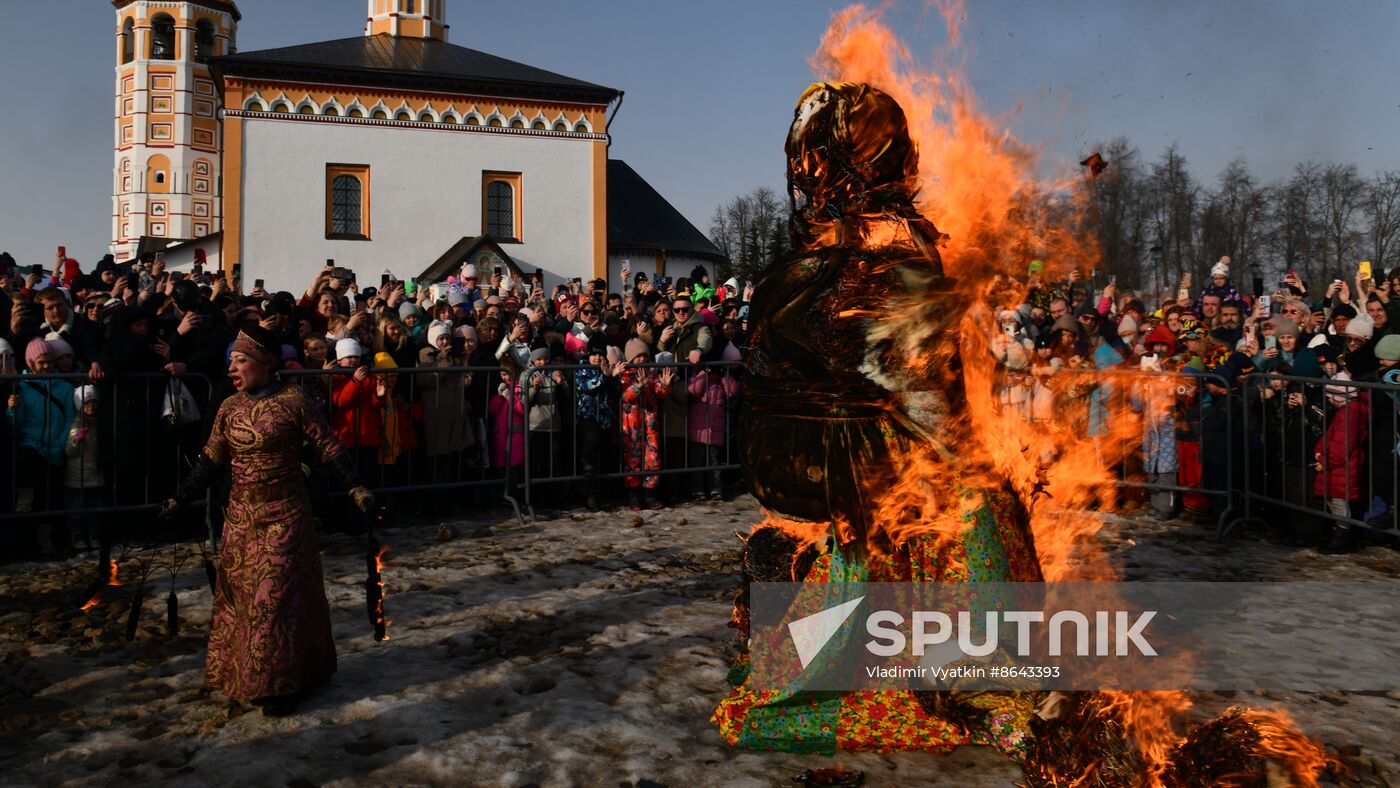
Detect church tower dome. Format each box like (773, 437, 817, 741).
(366, 0, 449, 41)
(110, 0, 240, 261)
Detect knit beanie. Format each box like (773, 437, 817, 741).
(399, 302, 422, 321)
(1267, 317, 1299, 339)
(529, 346, 550, 363)
(1345, 313, 1374, 340)
(1376, 334, 1400, 362)
(1211, 260, 1229, 278)
(373, 351, 397, 370)
(24, 338, 54, 368)
(42, 332, 74, 358)
(624, 338, 650, 361)
(1116, 316, 1138, 337)
(427, 320, 452, 348)
(335, 338, 363, 360)
(73, 384, 99, 409)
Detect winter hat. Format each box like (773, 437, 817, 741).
(24, 338, 54, 367)
(1116, 316, 1138, 338)
(1307, 333, 1329, 349)
(585, 333, 609, 358)
(281, 345, 299, 362)
(1027, 259, 1045, 275)
(399, 302, 422, 320)
(997, 309, 1019, 325)
(454, 325, 478, 342)
(1266, 317, 1299, 339)
(447, 291, 469, 308)
(1313, 344, 1340, 364)
(473, 299, 488, 311)
(529, 347, 550, 363)
(1210, 260, 1230, 278)
(624, 338, 650, 361)
(1143, 324, 1177, 356)
(721, 341, 742, 362)
(1325, 371, 1356, 401)
(73, 384, 98, 409)
(373, 352, 397, 370)
(427, 320, 452, 348)
(722, 277, 740, 292)
(335, 338, 363, 360)
(1178, 315, 1207, 341)
(42, 332, 74, 358)
(518, 307, 535, 320)
(691, 265, 709, 283)
(461, 263, 479, 279)
(0, 337, 13, 362)
(1376, 334, 1400, 362)
(1075, 300, 1100, 320)
(1344, 313, 1374, 340)
(1331, 303, 1358, 321)
(1051, 315, 1079, 336)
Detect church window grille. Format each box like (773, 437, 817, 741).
(151, 15, 176, 60)
(327, 166, 371, 240)
(121, 18, 135, 64)
(483, 173, 522, 241)
(195, 20, 216, 62)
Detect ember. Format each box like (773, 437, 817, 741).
(77, 559, 123, 611)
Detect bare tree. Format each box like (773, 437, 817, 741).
(708, 186, 790, 285)
(1198, 157, 1271, 288)
(1085, 138, 1148, 289)
(1145, 144, 1199, 292)
(1363, 170, 1400, 272)
(1270, 162, 1324, 286)
(1318, 163, 1364, 275)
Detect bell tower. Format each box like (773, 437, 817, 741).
(366, 0, 449, 41)
(111, 1, 240, 262)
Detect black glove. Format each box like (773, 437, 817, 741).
(173, 451, 220, 508)
(325, 451, 372, 512)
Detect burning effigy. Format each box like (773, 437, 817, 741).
(712, 7, 1330, 783)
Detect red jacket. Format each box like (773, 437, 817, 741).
(1314, 394, 1369, 501)
(331, 373, 385, 448)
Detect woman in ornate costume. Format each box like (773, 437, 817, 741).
(163, 325, 375, 716)
(713, 81, 1044, 758)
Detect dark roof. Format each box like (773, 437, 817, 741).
(211, 35, 619, 105)
(418, 236, 522, 283)
(607, 160, 726, 264)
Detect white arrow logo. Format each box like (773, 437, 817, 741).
(787, 596, 865, 670)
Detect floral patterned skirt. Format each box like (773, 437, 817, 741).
(711, 486, 1043, 757)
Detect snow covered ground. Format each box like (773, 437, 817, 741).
(1, 497, 1397, 787)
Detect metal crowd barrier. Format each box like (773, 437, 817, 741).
(995, 365, 1238, 534)
(1227, 371, 1400, 543)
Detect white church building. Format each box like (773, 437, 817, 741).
(111, 0, 724, 293)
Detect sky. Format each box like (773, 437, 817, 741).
(1, 0, 1397, 268)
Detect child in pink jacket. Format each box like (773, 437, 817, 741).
(686, 365, 741, 500)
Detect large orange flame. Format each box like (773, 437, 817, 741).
(811, 3, 1324, 784)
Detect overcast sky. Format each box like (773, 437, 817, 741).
(1, 0, 1396, 267)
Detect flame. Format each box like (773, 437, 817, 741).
(79, 559, 124, 611)
(804, 3, 1326, 784)
(372, 544, 391, 640)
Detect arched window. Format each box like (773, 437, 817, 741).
(121, 18, 135, 64)
(272, 102, 291, 113)
(150, 14, 176, 60)
(419, 111, 435, 122)
(532, 120, 546, 130)
(195, 20, 216, 62)
(331, 175, 363, 236)
(553, 121, 568, 131)
(574, 121, 588, 133)
(396, 110, 412, 121)
(486, 181, 514, 238)
(373, 109, 389, 120)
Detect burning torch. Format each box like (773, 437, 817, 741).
(365, 506, 390, 641)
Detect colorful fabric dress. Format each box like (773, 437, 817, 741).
(619, 369, 669, 489)
(200, 384, 342, 702)
(718, 82, 1048, 763)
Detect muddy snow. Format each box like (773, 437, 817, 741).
(1, 497, 1397, 787)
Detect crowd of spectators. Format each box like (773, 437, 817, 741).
(987, 256, 1400, 553)
(0, 250, 749, 560)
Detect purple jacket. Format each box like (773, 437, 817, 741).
(686, 370, 740, 446)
